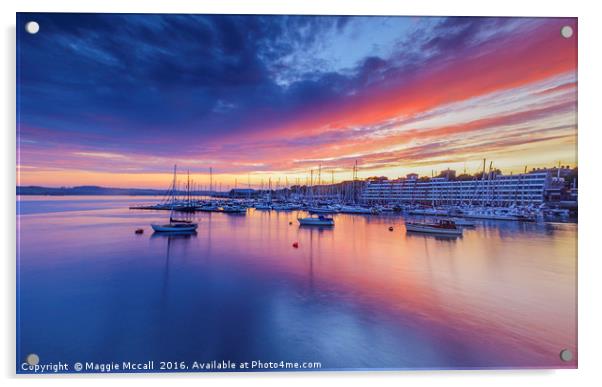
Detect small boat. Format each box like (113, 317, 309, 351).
(298, 214, 335, 226)
(254, 203, 272, 210)
(339, 205, 374, 214)
(405, 219, 462, 236)
(152, 221, 198, 232)
(272, 203, 302, 211)
(308, 206, 338, 214)
(151, 165, 199, 233)
(410, 207, 450, 216)
(451, 218, 476, 228)
(196, 203, 220, 212)
(221, 205, 247, 213)
(463, 208, 536, 222)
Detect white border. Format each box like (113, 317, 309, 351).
(2, 1, 600, 386)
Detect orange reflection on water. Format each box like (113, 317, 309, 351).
(220, 211, 577, 367)
(18, 199, 577, 368)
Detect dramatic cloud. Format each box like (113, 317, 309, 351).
(16, 14, 577, 188)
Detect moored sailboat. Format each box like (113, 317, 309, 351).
(151, 165, 199, 232)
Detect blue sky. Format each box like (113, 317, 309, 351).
(17, 14, 577, 188)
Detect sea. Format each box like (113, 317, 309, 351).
(16, 195, 577, 372)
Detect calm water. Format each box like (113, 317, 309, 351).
(16, 196, 577, 372)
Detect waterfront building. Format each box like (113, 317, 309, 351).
(360, 171, 555, 206)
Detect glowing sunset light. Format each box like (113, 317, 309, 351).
(17, 15, 577, 189)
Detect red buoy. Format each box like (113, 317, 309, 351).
(292, 242, 299, 248)
(388, 226, 394, 231)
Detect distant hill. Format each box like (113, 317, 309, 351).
(17, 185, 188, 196)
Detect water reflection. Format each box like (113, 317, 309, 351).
(150, 231, 198, 240)
(16, 197, 577, 370)
(405, 232, 461, 242)
(298, 225, 335, 234)
(152, 229, 198, 351)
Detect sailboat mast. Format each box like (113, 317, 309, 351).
(480, 158, 486, 206)
(310, 170, 314, 203)
(187, 170, 191, 206)
(318, 164, 322, 200)
(209, 167, 213, 196)
(247, 173, 251, 200)
(170, 165, 177, 222)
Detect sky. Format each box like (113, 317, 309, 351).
(17, 14, 577, 189)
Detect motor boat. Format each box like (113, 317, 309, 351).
(308, 206, 338, 214)
(197, 203, 220, 212)
(405, 219, 462, 236)
(409, 207, 450, 216)
(298, 214, 335, 226)
(221, 205, 247, 213)
(339, 205, 375, 214)
(272, 203, 303, 211)
(462, 207, 536, 222)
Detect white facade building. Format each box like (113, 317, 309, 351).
(360, 171, 551, 206)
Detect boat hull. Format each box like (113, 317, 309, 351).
(410, 210, 449, 216)
(308, 209, 337, 214)
(221, 208, 247, 213)
(197, 206, 219, 212)
(405, 223, 462, 236)
(339, 206, 373, 214)
(463, 213, 522, 221)
(151, 223, 198, 232)
(451, 219, 476, 227)
(298, 218, 334, 226)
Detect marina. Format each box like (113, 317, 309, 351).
(16, 163, 578, 370)
(128, 163, 577, 225)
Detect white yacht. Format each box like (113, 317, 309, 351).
(308, 206, 338, 214)
(298, 214, 335, 226)
(221, 204, 247, 213)
(405, 219, 462, 236)
(410, 207, 450, 216)
(339, 205, 377, 214)
(462, 207, 535, 222)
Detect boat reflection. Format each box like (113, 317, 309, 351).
(150, 230, 198, 240)
(17, 196, 578, 369)
(298, 224, 335, 233)
(405, 231, 461, 242)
